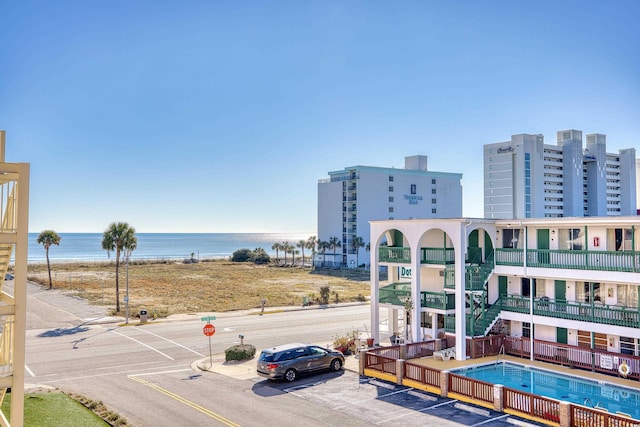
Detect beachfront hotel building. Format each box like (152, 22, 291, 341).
(369, 216, 640, 364)
(484, 130, 637, 219)
(317, 155, 462, 268)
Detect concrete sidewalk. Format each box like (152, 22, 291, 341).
(194, 350, 361, 380)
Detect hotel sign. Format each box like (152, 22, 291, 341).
(497, 146, 514, 153)
(403, 194, 423, 205)
(400, 266, 411, 279)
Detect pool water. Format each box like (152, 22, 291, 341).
(453, 361, 640, 419)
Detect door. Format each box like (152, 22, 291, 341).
(498, 276, 507, 298)
(468, 230, 481, 263)
(555, 280, 566, 311)
(556, 327, 568, 344)
(537, 229, 550, 265)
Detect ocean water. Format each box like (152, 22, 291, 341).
(27, 232, 314, 263)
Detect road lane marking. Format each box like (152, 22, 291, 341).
(129, 375, 240, 427)
(110, 330, 174, 360)
(135, 328, 205, 357)
(25, 364, 35, 377)
(35, 366, 191, 384)
(471, 414, 509, 426)
(128, 368, 192, 377)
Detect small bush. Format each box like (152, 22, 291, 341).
(251, 248, 271, 264)
(231, 248, 271, 264)
(225, 344, 256, 362)
(320, 285, 330, 304)
(231, 249, 253, 262)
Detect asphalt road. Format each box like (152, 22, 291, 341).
(18, 281, 544, 427)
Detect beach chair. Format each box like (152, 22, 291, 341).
(433, 347, 456, 361)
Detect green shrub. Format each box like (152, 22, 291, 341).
(319, 285, 330, 304)
(251, 248, 271, 264)
(225, 344, 256, 362)
(231, 249, 253, 262)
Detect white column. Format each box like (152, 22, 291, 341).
(455, 222, 467, 360)
(370, 236, 380, 344)
(411, 245, 421, 342)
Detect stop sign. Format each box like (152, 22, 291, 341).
(203, 323, 216, 336)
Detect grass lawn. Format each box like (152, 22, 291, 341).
(2, 392, 116, 426)
(26, 260, 371, 318)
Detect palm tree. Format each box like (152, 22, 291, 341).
(281, 241, 290, 266)
(350, 236, 365, 268)
(36, 230, 61, 289)
(271, 242, 282, 264)
(290, 247, 299, 267)
(318, 240, 328, 267)
(329, 236, 341, 268)
(296, 240, 306, 267)
(306, 236, 318, 267)
(101, 222, 137, 313)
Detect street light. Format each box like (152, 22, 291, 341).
(125, 249, 132, 324)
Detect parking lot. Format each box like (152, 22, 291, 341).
(255, 370, 545, 426)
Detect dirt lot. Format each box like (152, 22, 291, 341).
(26, 260, 371, 318)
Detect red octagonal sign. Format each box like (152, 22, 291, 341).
(203, 323, 216, 337)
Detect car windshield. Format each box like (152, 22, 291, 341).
(309, 346, 327, 356)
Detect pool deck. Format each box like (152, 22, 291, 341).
(408, 354, 640, 390)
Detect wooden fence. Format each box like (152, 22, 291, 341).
(504, 337, 640, 381)
(362, 337, 640, 425)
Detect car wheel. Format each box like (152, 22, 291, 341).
(284, 369, 297, 382)
(330, 359, 342, 372)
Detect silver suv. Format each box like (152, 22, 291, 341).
(257, 343, 345, 382)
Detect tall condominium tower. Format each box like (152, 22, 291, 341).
(317, 155, 462, 268)
(484, 130, 637, 219)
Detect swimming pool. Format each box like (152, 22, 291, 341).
(453, 361, 640, 419)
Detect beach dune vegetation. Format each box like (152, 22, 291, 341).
(231, 248, 270, 264)
(26, 260, 370, 316)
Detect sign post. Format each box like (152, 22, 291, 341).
(202, 319, 216, 367)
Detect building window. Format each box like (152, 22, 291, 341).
(430, 208, 435, 214)
(431, 188, 436, 194)
(389, 186, 394, 192)
(609, 228, 634, 251)
(502, 228, 522, 249)
(411, 184, 416, 194)
(389, 207, 394, 213)
(522, 322, 531, 338)
(559, 228, 583, 250)
(577, 282, 601, 303)
(617, 284, 639, 308)
(389, 176, 394, 182)
(389, 196, 394, 202)
(620, 337, 638, 355)
(432, 179, 436, 184)
(432, 198, 436, 204)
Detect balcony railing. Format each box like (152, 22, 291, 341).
(421, 291, 455, 310)
(378, 247, 411, 263)
(379, 285, 456, 310)
(378, 283, 410, 306)
(420, 247, 454, 264)
(496, 248, 640, 273)
(501, 295, 640, 328)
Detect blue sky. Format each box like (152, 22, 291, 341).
(2, 1, 639, 233)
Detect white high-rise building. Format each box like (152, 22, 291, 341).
(484, 130, 637, 219)
(317, 155, 462, 268)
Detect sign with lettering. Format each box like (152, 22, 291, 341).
(400, 267, 412, 279)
